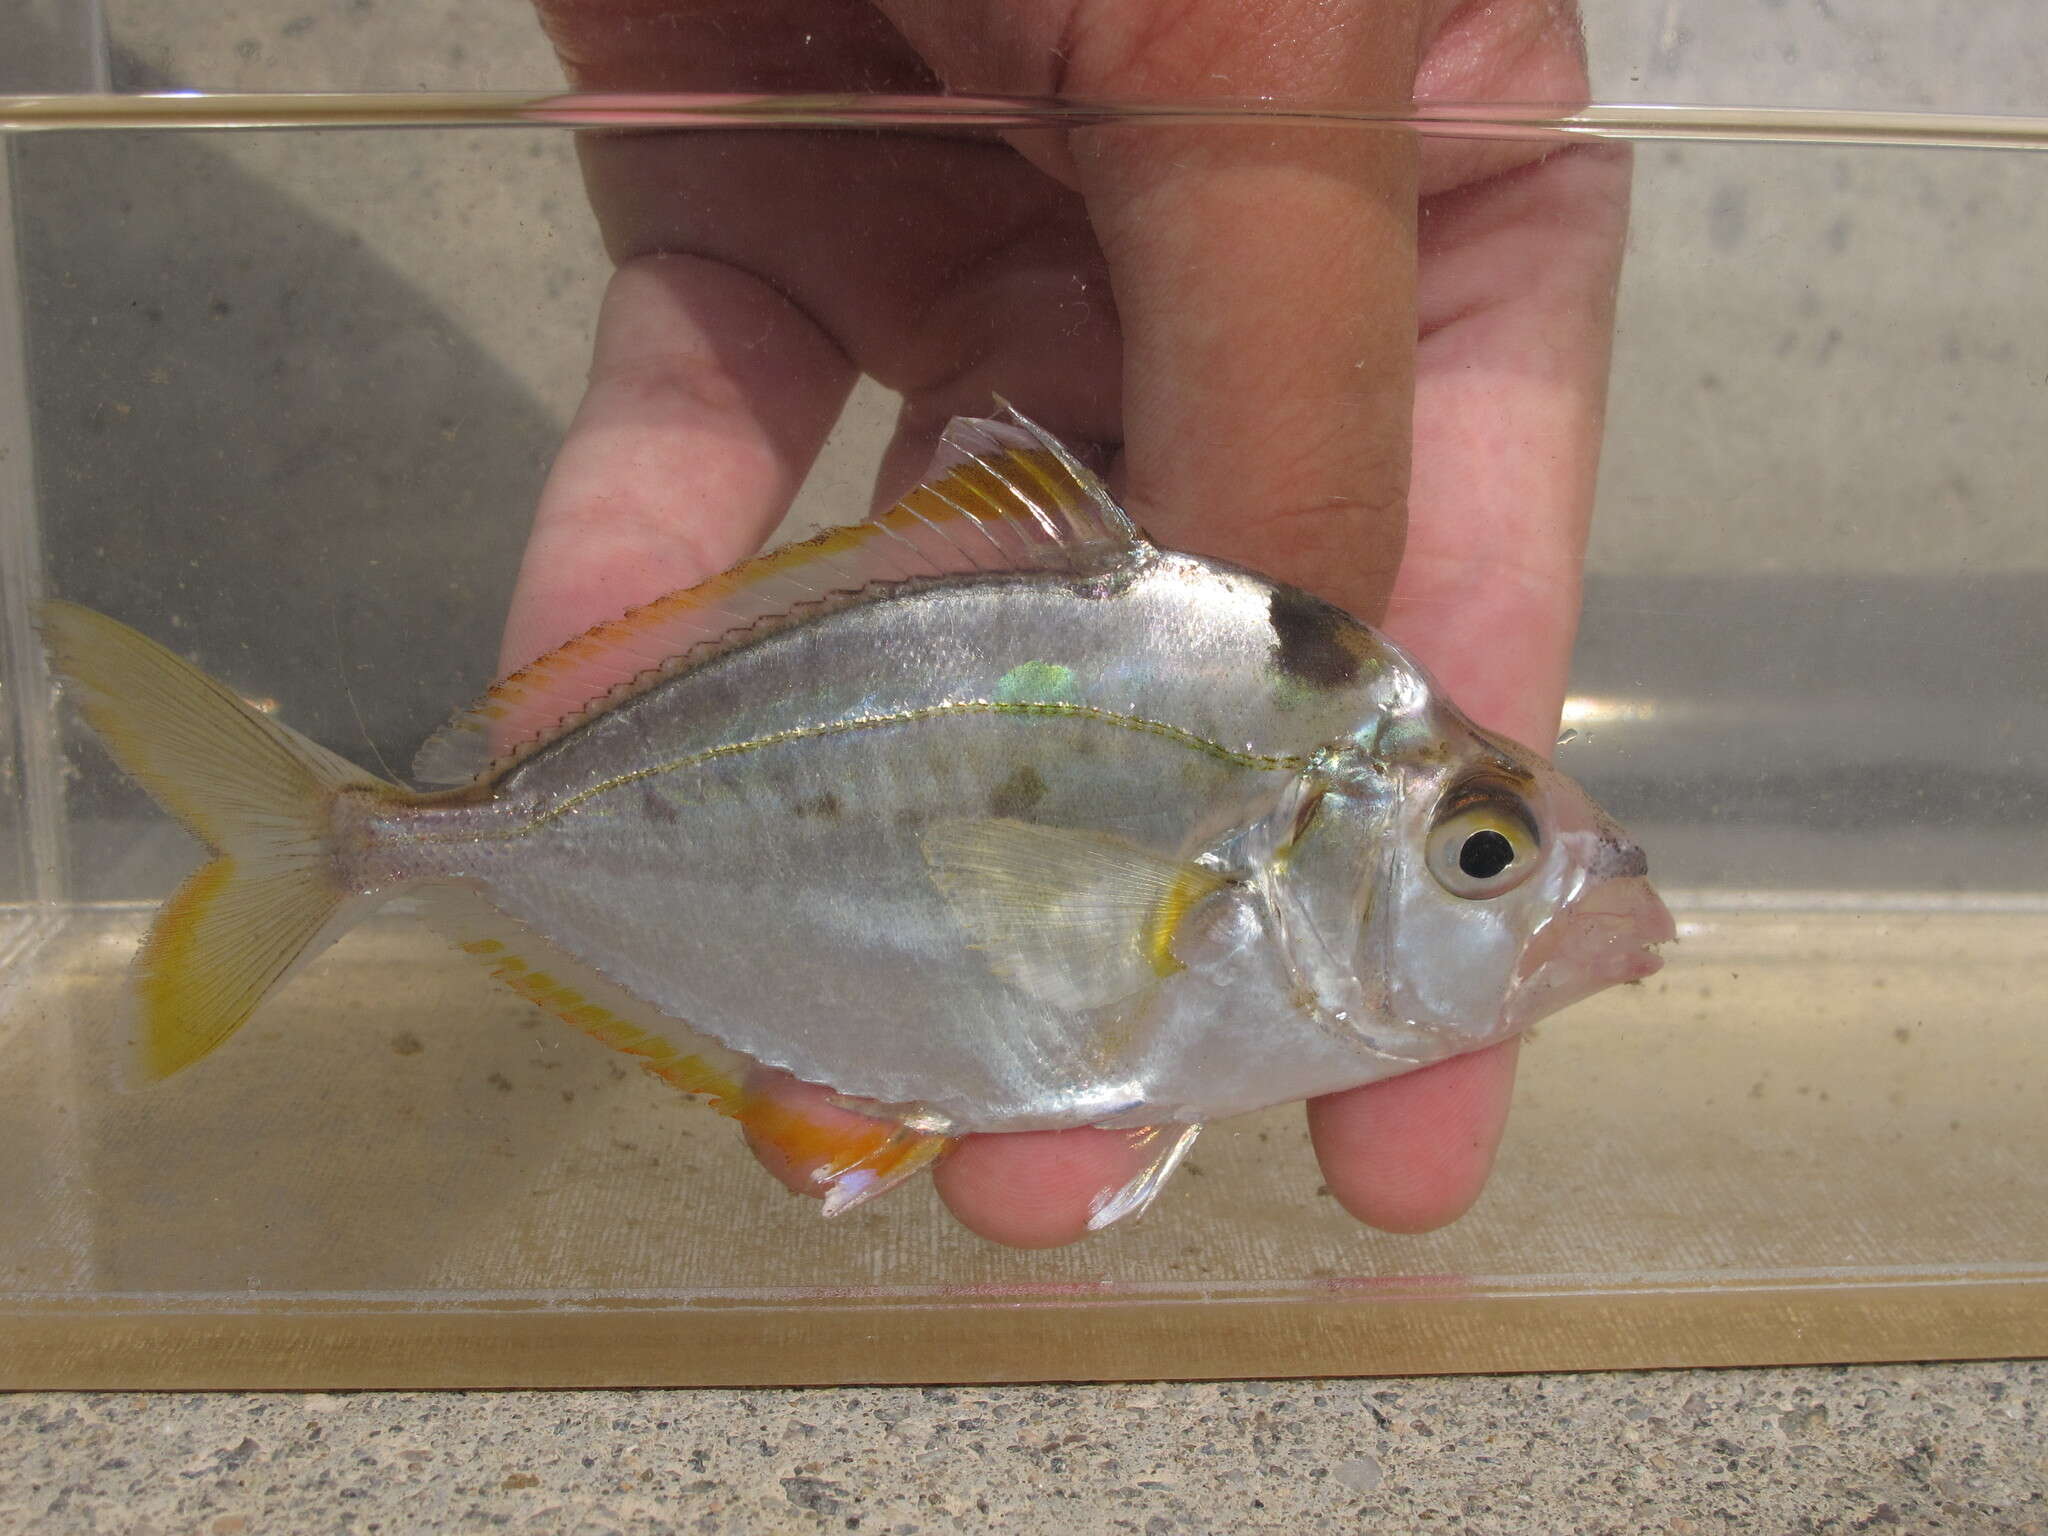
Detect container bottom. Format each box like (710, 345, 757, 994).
(1, 899, 2043, 1386)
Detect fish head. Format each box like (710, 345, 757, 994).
(1266, 702, 1673, 1064)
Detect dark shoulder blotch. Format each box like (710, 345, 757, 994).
(1268, 586, 1363, 690)
(988, 763, 1048, 819)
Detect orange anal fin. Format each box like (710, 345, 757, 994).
(465, 940, 946, 1213)
(737, 1075, 952, 1216)
(462, 939, 743, 1107)
(425, 888, 942, 1214)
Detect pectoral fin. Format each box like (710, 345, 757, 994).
(922, 818, 1226, 1011)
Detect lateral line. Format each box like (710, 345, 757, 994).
(412, 701, 1306, 847)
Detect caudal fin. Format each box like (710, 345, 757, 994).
(38, 601, 396, 1081)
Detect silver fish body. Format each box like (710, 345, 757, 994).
(344, 424, 1666, 1134)
(42, 407, 1672, 1219)
(362, 556, 1426, 1130)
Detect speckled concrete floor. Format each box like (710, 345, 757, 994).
(5, 1366, 2045, 1534)
(6, 0, 2048, 1530)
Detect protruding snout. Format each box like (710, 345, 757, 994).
(1497, 763, 1675, 1032)
(1505, 872, 1675, 1031)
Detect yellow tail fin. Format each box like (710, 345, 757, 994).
(38, 601, 395, 1081)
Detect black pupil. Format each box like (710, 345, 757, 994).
(1459, 829, 1517, 881)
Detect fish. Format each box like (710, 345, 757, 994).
(39, 406, 1673, 1228)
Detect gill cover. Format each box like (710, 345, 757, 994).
(1258, 748, 1442, 1063)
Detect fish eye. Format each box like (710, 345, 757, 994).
(1426, 783, 1540, 900)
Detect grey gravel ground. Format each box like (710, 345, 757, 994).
(6, 1366, 2046, 1535)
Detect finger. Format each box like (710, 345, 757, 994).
(536, 0, 932, 94)
(1075, 118, 1416, 616)
(1308, 143, 1629, 1229)
(884, 0, 1425, 618)
(500, 253, 853, 672)
(932, 1126, 1155, 1249)
(870, 0, 1430, 1243)
(1414, 0, 1599, 197)
(1306, 1038, 1520, 1231)
(1393, 141, 1631, 733)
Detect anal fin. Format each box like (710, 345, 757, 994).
(414, 886, 954, 1213)
(410, 885, 749, 1108)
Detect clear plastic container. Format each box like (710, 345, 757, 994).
(2, 1, 2043, 1385)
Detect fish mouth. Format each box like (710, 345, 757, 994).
(1504, 874, 1676, 1031)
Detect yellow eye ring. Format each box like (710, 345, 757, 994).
(1427, 792, 1540, 900)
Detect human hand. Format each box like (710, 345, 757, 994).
(511, 0, 1629, 1245)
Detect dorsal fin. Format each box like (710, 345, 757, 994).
(412, 405, 1149, 786)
